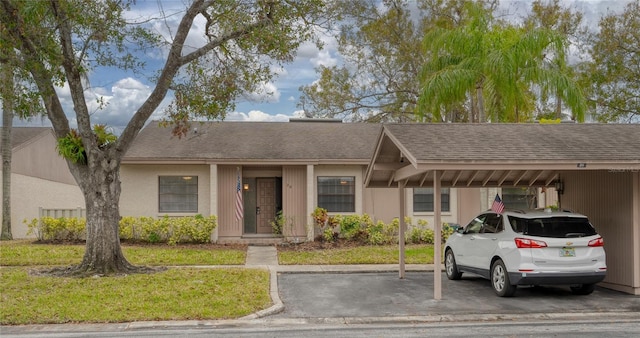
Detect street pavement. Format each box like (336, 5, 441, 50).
(3, 245, 640, 335)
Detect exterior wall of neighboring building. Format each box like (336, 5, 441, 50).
(1, 129, 83, 238)
(561, 170, 640, 295)
(119, 164, 211, 218)
(1, 172, 84, 238)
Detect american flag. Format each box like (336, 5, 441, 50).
(491, 194, 505, 213)
(235, 168, 244, 221)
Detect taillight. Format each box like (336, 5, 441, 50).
(515, 237, 548, 248)
(588, 236, 604, 247)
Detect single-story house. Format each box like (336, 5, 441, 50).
(365, 123, 640, 296)
(1, 127, 84, 238)
(120, 120, 484, 243)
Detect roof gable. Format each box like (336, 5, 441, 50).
(0, 127, 53, 151)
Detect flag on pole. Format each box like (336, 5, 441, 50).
(491, 194, 505, 213)
(235, 168, 244, 221)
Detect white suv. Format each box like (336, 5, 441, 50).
(444, 209, 607, 297)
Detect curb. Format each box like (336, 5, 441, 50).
(240, 267, 284, 320)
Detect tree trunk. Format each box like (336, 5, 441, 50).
(555, 95, 562, 119)
(56, 151, 155, 276)
(476, 84, 485, 123)
(1, 63, 13, 240)
(78, 166, 132, 274)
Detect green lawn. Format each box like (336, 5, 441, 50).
(0, 267, 270, 325)
(0, 240, 246, 266)
(0, 240, 264, 325)
(278, 244, 435, 265)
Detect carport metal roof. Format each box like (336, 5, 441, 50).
(365, 123, 640, 300)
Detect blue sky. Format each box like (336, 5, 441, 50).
(9, 0, 633, 131)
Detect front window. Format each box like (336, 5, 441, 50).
(413, 188, 450, 212)
(159, 176, 198, 213)
(317, 176, 355, 212)
(502, 187, 537, 210)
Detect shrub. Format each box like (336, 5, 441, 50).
(167, 214, 217, 245)
(25, 215, 217, 245)
(271, 211, 284, 235)
(338, 214, 367, 241)
(366, 218, 398, 245)
(25, 216, 86, 242)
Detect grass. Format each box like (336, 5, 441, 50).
(0, 240, 266, 325)
(0, 240, 246, 266)
(278, 244, 435, 265)
(0, 267, 270, 325)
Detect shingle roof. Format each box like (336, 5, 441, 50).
(124, 121, 382, 162)
(383, 123, 640, 162)
(0, 127, 52, 150)
(366, 123, 640, 188)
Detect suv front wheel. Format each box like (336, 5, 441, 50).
(445, 249, 462, 280)
(491, 259, 517, 297)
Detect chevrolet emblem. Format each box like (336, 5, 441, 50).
(566, 242, 573, 246)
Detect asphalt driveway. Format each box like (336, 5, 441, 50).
(275, 272, 640, 318)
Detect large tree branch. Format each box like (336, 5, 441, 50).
(117, 0, 274, 159)
(49, 1, 94, 145)
(0, 0, 70, 138)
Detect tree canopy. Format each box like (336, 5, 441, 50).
(0, 0, 333, 275)
(583, 0, 640, 123)
(300, 0, 636, 124)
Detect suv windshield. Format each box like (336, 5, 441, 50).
(508, 216, 597, 238)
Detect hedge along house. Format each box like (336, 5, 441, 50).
(365, 123, 640, 297)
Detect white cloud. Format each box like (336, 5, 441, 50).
(226, 110, 291, 122)
(244, 82, 281, 103)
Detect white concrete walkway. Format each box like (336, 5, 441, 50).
(245, 245, 279, 267)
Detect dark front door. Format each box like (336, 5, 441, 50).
(256, 178, 276, 234)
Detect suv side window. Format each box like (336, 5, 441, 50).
(482, 214, 502, 233)
(465, 215, 485, 234)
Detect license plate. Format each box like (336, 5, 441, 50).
(561, 247, 575, 257)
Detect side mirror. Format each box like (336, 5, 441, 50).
(457, 227, 465, 234)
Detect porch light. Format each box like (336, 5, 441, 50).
(182, 176, 193, 180)
(243, 183, 250, 191)
(554, 181, 564, 195)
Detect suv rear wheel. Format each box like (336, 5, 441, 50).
(445, 249, 462, 280)
(491, 259, 517, 297)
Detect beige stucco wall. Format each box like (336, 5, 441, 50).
(1, 171, 84, 238)
(561, 170, 639, 295)
(119, 164, 211, 218)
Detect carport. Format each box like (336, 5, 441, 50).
(364, 123, 640, 299)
